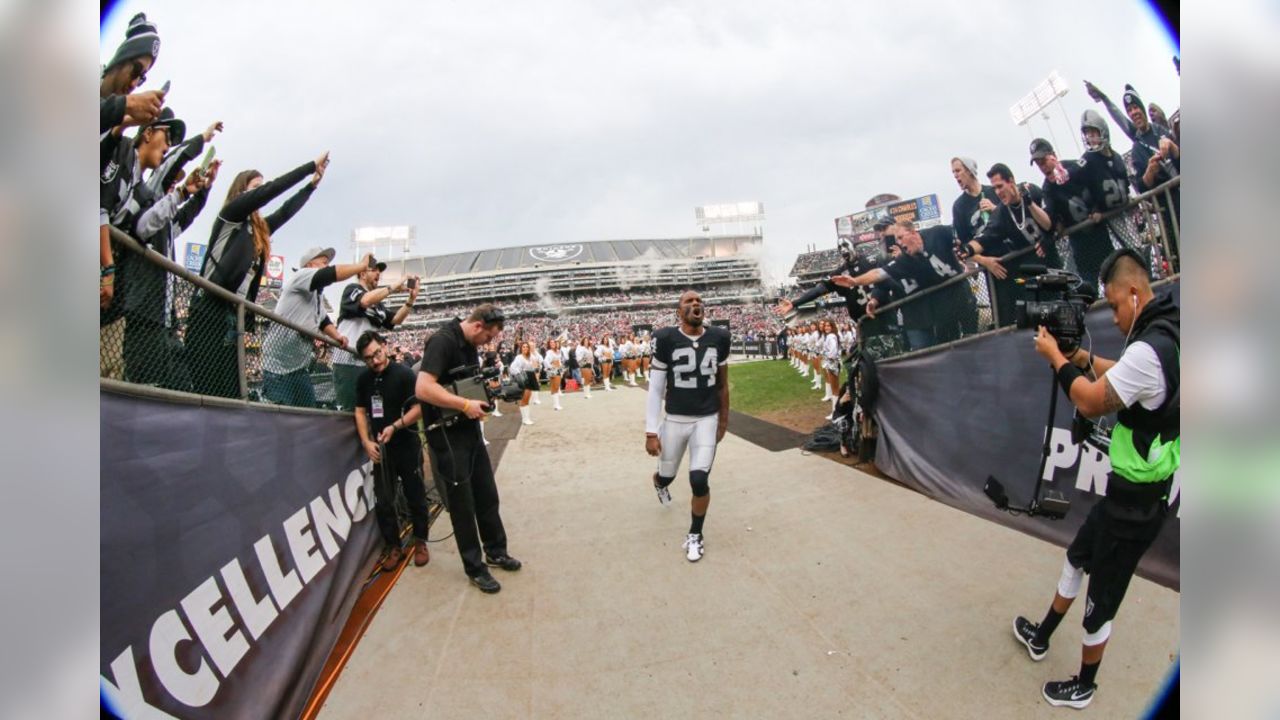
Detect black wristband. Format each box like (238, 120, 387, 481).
(1056, 362, 1084, 396)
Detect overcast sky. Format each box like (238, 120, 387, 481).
(101, 0, 1179, 288)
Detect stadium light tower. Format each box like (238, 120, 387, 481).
(1009, 70, 1080, 154)
(694, 201, 766, 239)
(350, 225, 416, 275)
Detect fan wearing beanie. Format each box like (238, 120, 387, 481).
(100, 12, 164, 133)
(1082, 78, 1180, 267)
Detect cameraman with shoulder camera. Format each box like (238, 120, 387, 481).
(1015, 248, 1178, 709)
(414, 304, 521, 594)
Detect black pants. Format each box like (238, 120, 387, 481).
(187, 293, 241, 399)
(1068, 226, 1114, 291)
(124, 313, 192, 391)
(1067, 491, 1169, 633)
(372, 439, 432, 547)
(427, 425, 509, 577)
(990, 274, 1025, 328)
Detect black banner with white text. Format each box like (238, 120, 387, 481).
(100, 392, 381, 718)
(873, 282, 1180, 589)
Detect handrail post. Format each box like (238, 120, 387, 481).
(236, 303, 248, 401)
(1163, 187, 1179, 273)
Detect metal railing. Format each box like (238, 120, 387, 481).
(100, 225, 351, 413)
(854, 176, 1180, 363)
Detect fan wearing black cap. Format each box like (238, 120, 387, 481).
(187, 152, 330, 399)
(260, 248, 377, 407)
(332, 258, 420, 410)
(415, 305, 522, 594)
(1029, 138, 1114, 290)
(118, 119, 227, 388)
(99, 106, 189, 377)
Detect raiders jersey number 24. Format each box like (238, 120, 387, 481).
(651, 325, 731, 417)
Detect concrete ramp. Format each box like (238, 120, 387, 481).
(319, 387, 1178, 718)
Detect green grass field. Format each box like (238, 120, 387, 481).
(728, 359, 839, 416)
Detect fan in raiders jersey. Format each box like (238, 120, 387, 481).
(950, 156, 1000, 248)
(645, 290, 732, 563)
(774, 237, 881, 323)
(1079, 110, 1132, 247)
(831, 219, 967, 352)
(1030, 138, 1114, 290)
(957, 163, 1059, 327)
(1084, 80, 1179, 268)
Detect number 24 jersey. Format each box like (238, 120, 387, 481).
(651, 325, 731, 417)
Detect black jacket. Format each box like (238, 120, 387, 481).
(200, 161, 316, 303)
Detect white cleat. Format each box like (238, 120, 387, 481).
(682, 533, 704, 562)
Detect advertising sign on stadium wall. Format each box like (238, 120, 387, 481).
(100, 393, 382, 719)
(835, 193, 943, 241)
(184, 242, 207, 273)
(872, 283, 1180, 589)
(262, 254, 285, 288)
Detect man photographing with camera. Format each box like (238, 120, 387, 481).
(1015, 248, 1179, 709)
(415, 304, 522, 594)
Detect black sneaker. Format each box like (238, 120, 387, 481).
(1042, 676, 1096, 709)
(1013, 616, 1049, 661)
(485, 554, 522, 572)
(469, 571, 501, 594)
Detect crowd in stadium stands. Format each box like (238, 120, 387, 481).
(412, 286, 767, 320)
(788, 249, 843, 278)
(384, 299, 782, 357)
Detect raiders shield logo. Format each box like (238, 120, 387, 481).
(529, 244, 584, 263)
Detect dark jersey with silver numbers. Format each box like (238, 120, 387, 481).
(650, 325, 731, 417)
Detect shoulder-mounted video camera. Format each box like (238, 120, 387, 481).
(1014, 265, 1096, 354)
(431, 364, 525, 429)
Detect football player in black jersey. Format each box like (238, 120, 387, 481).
(644, 290, 732, 562)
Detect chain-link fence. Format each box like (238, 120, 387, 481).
(857, 177, 1179, 363)
(100, 226, 347, 411)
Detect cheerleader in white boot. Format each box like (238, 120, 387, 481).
(529, 340, 544, 405)
(638, 333, 651, 381)
(509, 342, 537, 426)
(621, 335, 638, 386)
(597, 336, 615, 392)
(576, 339, 595, 399)
(821, 319, 841, 415)
(546, 339, 565, 410)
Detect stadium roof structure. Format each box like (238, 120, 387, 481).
(386, 235, 761, 281)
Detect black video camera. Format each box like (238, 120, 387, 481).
(434, 365, 525, 426)
(1014, 265, 1096, 354)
